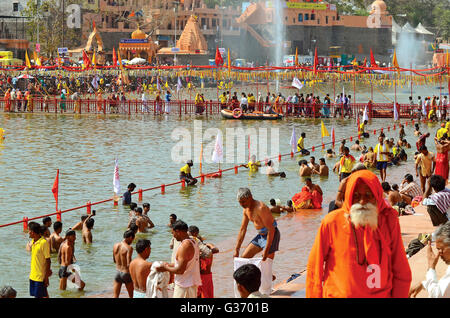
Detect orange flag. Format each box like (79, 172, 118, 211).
(52, 169, 59, 211)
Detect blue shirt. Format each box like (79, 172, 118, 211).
(165, 93, 171, 102)
(122, 191, 132, 205)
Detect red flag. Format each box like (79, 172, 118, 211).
(370, 49, 377, 67)
(52, 169, 59, 211)
(112, 47, 117, 67)
(82, 50, 91, 69)
(332, 127, 335, 148)
(363, 57, 367, 68)
(313, 47, 319, 74)
(93, 20, 96, 29)
(215, 47, 223, 66)
(357, 116, 360, 133)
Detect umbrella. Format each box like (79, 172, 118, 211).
(128, 57, 146, 65)
(18, 74, 34, 79)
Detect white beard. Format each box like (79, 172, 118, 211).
(349, 203, 378, 230)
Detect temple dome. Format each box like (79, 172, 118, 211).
(131, 27, 147, 40)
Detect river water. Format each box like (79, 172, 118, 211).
(0, 86, 444, 298)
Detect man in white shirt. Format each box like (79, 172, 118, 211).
(240, 93, 248, 113)
(409, 221, 450, 298)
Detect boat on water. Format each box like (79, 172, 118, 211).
(220, 109, 283, 120)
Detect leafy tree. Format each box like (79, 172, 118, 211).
(22, 0, 80, 58)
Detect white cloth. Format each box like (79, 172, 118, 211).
(146, 261, 170, 298)
(422, 266, 450, 298)
(233, 257, 273, 298)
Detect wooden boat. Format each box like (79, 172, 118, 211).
(220, 109, 283, 120)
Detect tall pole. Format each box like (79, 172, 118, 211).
(410, 63, 413, 98)
(62, 0, 65, 48)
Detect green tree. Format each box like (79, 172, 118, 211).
(22, 0, 80, 58)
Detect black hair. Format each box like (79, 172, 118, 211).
(233, 264, 261, 293)
(128, 183, 136, 190)
(344, 147, 349, 152)
(81, 215, 89, 221)
(28, 222, 41, 235)
(39, 225, 47, 235)
(85, 218, 95, 229)
(188, 225, 199, 234)
(419, 145, 427, 152)
(319, 158, 325, 163)
(170, 214, 177, 220)
(129, 223, 138, 234)
(404, 174, 414, 182)
(143, 203, 150, 209)
(65, 230, 76, 237)
(267, 160, 272, 166)
(130, 202, 138, 210)
(123, 229, 135, 239)
(310, 156, 315, 160)
(136, 239, 151, 254)
(305, 178, 312, 182)
(53, 221, 63, 231)
(172, 220, 188, 232)
(301, 132, 306, 137)
(355, 140, 360, 144)
(287, 200, 292, 207)
(392, 184, 399, 191)
(430, 175, 446, 192)
(269, 199, 276, 206)
(327, 149, 332, 154)
(135, 207, 143, 214)
(381, 182, 391, 191)
(42, 216, 52, 225)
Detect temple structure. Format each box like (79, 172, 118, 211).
(236, 0, 393, 64)
(157, 15, 208, 65)
(119, 26, 158, 62)
(68, 23, 106, 65)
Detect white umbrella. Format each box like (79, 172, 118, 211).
(128, 57, 146, 65)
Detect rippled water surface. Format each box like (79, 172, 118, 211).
(0, 109, 441, 297)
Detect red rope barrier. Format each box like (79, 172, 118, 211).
(0, 117, 428, 230)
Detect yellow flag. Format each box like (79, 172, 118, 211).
(165, 81, 169, 88)
(117, 50, 124, 72)
(25, 50, 31, 68)
(92, 51, 96, 68)
(392, 50, 399, 68)
(321, 121, 330, 138)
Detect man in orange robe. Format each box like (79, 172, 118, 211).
(306, 170, 412, 297)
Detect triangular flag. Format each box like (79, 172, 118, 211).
(82, 50, 91, 70)
(157, 77, 161, 91)
(92, 51, 96, 68)
(112, 47, 117, 67)
(52, 169, 59, 211)
(393, 102, 399, 121)
(313, 47, 318, 74)
(129, 11, 135, 17)
(215, 46, 223, 66)
(392, 50, 399, 69)
(292, 77, 303, 90)
(177, 76, 182, 92)
(321, 121, 330, 138)
(211, 130, 224, 163)
(370, 48, 377, 67)
(363, 104, 369, 121)
(25, 50, 31, 68)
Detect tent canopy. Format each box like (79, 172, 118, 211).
(402, 22, 417, 33)
(415, 23, 434, 35)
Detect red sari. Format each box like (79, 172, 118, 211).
(435, 152, 449, 181)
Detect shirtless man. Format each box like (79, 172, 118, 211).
(234, 188, 280, 262)
(128, 202, 138, 221)
(381, 182, 402, 207)
(350, 140, 363, 152)
(58, 230, 85, 291)
(82, 213, 95, 244)
(281, 200, 294, 213)
(266, 160, 286, 177)
(299, 160, 312, 177)
(128, 207, 152, 233)
(113, 230, 135, 298)
(326, 149, 336, 159)
(49, 221, 64, 253)
(312, 158, 329, 177)
(142, 203, 155, 228)
(269, 199, 283, 213)
(308, 156, 320, 171)
(129, 239, 152, 298)
(71, 215, 89, 231)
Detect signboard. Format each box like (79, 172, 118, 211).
(171, 47, 180, 52)
(283, 55, 294, 66)
(286, 2, 328, 10)
(57, 47, 68, 54)
(36, 43, 40, 53)
(120, 39, 148, 44)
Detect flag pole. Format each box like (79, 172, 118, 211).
(199, 143, 203, 175)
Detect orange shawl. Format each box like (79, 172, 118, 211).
(306, 170, 411, 298)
